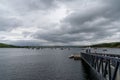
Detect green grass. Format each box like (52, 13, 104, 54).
(0, 43, 19, 48)
(90, 42, 120, 48)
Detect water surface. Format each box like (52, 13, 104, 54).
(0, 48, 87, 80)
(0, 48, 119, 80)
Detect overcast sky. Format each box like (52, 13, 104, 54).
(0, 0, 120, 46)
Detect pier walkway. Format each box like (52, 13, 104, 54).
(81, 52, 120, 80)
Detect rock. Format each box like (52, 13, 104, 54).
(69, 54, 81, 60)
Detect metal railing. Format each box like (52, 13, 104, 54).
(81, 52, 120, 80)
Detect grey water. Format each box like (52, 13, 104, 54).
(0, 48, 119, 80)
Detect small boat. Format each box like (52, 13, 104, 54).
(60, 48, 64, 50)
(94, 48, 97, 49)
(103, 49, 107, 51)
(81, 48, 85, 50)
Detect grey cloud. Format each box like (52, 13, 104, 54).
(1, 0, 120, 45)
(61, 0, 120, 42)
(31, 0, 120, 45)
(0, 16, 22, 31)
(0, 40, 43, 46)
(4, 0, 57, 13)
(0, 0, 57, 30)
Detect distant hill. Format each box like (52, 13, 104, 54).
(90, 42, 120, 48)
(0, 42, 120, 48)
(0, 43, 19, 48)
(0, 43, 82, 48)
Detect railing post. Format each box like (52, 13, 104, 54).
(98, 58, 102, 72)
(103, 61, 108, 78)
(101, 59, 104, 74)
(112, 62, 119, 80)
(108, 60, 111, 80)
(81, 53, 120, 80)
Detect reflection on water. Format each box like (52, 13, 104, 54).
(86, 48, 120, 54)
(81, 59, 100, 80)
(0, 48, 85, 80)
(0, 48, 119, 80)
